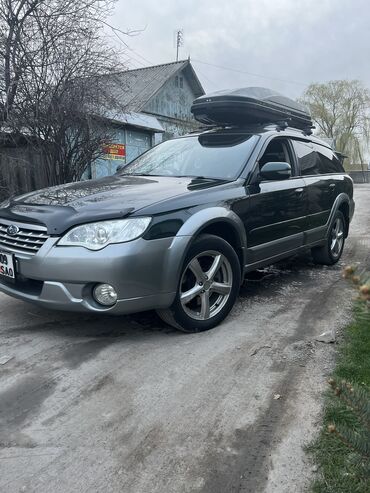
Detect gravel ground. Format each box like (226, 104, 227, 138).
(0, 184, 369, 493)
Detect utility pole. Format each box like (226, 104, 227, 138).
(175, 29, 184, 61)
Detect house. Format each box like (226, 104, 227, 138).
(91, 59, 205, 178)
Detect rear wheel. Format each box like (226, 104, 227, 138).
(311, 210, 346, 265)
(157, 234, 241, 332)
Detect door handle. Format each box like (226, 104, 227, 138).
(294, 188, 304, 194)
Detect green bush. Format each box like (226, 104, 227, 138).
(309, 268, 370, 493)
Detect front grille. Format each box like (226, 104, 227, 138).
(0, 222, 49, 255)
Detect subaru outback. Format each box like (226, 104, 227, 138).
(0, 115, 354, 332)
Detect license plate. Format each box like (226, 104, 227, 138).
(0, 251, 15, 280)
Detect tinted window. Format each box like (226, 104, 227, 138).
(259, 138, 296, 175)
(259, 139, 291, 166)
(292, 140, 320, 175)
(120, 134, 259, 180)
(313, 144, 344, 173)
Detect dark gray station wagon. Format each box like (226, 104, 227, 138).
(0, 88, 354, 332)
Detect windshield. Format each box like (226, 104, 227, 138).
(119, 133, 259, 180)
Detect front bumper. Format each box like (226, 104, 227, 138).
(0, 234, 190, 314)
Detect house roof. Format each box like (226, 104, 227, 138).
(106, 60, 204, 112)
(105, 111, 164, 133)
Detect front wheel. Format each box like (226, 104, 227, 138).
(311, 210, 346, 265)
(157, 234, 241, 332)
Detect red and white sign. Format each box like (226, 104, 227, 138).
(102, 143, 126, 160)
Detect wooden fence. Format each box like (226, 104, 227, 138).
(0, 145, 49, 201)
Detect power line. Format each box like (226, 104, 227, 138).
(194, 67, 218, 90)
(191, 58, 307, 87)
(125, 45, 154, 66)
(103, 20, 155, 67)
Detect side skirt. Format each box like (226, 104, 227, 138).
(243, 239, 326, 275)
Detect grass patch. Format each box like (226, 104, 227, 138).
(308, 294, 370, 493)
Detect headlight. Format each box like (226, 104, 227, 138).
(58, 217, 151, 250)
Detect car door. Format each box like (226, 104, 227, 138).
(291, 139, 339, 244)
(242, 136, 307, 264)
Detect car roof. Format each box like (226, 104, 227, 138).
(183, 125, 333, 150)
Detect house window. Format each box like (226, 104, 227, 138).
(175, 76, 183, 88)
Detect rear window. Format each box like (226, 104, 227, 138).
(313, 144, 345, 173)
(292, 140, 344, 175)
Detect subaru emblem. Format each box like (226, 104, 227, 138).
(7, 224, 19, 236)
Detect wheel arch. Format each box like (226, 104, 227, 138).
(177, 207, 246, 269)
(338, 201, 350, 237)
(195, 221, 245, 272)
(329, 194, 351, 238)
(162, 208, 247, 294)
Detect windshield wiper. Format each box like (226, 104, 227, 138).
(120, 173, 160, 177)
(120, 173, 231, 181)
(188, 176, 231, 182)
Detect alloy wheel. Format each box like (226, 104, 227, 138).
(180, 250, 233, 321)
(330, 217, 344, 258)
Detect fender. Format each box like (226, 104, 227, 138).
(326, 193, 352, 238)
(161, 207, 247, 294)
(176, 206, 247, 246)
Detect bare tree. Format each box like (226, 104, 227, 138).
(0, 0, 129, 186)
(300, 80, 370, 167)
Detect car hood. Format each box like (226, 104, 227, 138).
(0, 175, 225, 235)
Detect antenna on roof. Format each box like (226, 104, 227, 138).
(174, 29, 184, 61)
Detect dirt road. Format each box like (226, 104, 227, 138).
(1, 184, 369, 493)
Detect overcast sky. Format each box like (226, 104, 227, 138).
(109, 0, 368, 99)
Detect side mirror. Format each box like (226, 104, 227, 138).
(259, 162, 291, 181)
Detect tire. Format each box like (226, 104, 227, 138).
(157, 234, 241, 333)
(311, 210, 346, 265)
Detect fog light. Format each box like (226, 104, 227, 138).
(93, 284, 118, 306)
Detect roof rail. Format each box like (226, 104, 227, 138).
(302, 125, 315, 136)
(264, 120, 315, 136)
(274, 120, 290, 131)
(190, 125, 220, 133)
(191, 121, 316, 135)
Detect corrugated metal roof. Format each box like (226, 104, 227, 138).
(105, 60, 204, 112)
(106, 110, 164, 132)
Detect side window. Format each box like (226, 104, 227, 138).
(313, 144, 344, 173)
(259, 138, 295, 175)
(292, 140, 320, 176)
